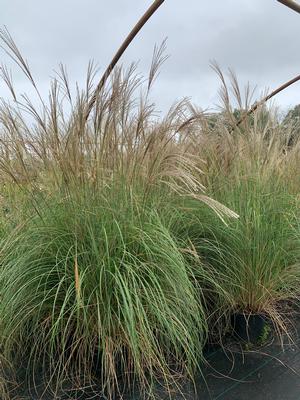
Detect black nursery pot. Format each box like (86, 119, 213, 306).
(231, 313, 268, 343)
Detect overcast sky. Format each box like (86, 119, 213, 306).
(1, 0, 300, 114)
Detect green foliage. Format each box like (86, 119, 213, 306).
(283, 104, 300, 124)
(258, 323, 272, 345)
(0, 187, 207, 395)
(283, 104, 300, 146)
(190, 175, 300, 332)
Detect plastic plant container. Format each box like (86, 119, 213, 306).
(231, 313, 269, 343)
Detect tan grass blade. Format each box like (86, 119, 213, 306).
(234, 73, 300, 130)
(85, 0, 166, 120)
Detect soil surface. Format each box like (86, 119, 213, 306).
(10, 314, 300, 399)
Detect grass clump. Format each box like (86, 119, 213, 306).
(179, 66, 300, 340)
(0, 32, 227, 397)
(0, 187, 208, 396)
(190, 173, 300, 339)
(1, 28, 300, 399)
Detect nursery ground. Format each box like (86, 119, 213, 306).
(14, 318, 300, 400)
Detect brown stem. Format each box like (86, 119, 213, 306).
(85, 0, 165, 121)
(277, 0, 300, 14)
(235, 73, 300, 128)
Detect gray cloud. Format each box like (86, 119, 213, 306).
(1, 0, 300, 113)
